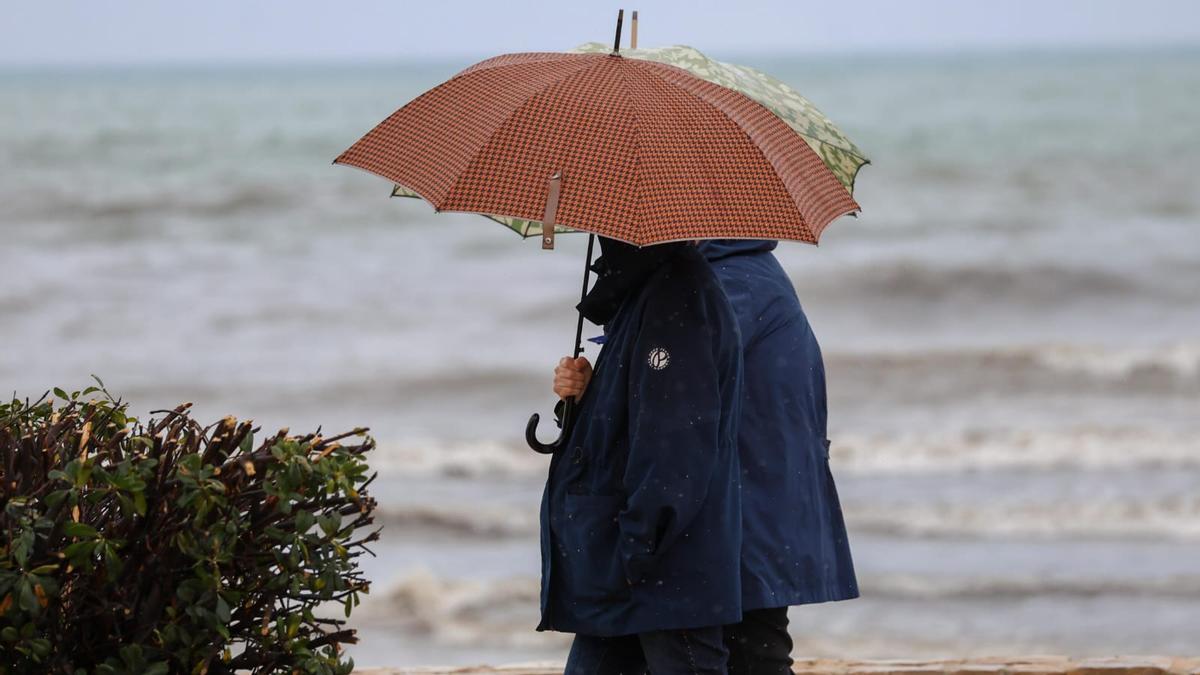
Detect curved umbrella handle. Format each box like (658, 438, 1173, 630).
(527, 233, 595, 456)
(526, 398, 576, 454)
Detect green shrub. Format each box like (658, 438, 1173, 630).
(0, 380, 378, 674)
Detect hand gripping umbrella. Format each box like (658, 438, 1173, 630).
(334, 11, 864, 453)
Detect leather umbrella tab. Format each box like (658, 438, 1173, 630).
(542, 171, 562, 250)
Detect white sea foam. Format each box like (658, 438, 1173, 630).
(351, 567, 1200, 645)
(372, 491, 1200, 542)
(369, 438, 548, 478)
(353, 569, 557, 649)
(830, 428, 1200, 474)
(825, 341, 1200, 389)
(860, 573, 1200, 600)
(375, 503, 537, 537)
(1030, 342, 1200, 379)
(847, 495, 1200, 541)
(367, 427, 1200, 481)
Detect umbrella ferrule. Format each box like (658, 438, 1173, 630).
(611, 9, 624, 55)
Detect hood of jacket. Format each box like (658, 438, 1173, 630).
(577, 238, 688, 326)
(697, 239, 778, 262)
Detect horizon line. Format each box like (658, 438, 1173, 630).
(1, 39, 1197, 72)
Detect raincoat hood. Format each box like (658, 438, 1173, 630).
(698, 239, 778, 262)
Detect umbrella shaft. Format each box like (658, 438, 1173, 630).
(572, 233, 597, 358)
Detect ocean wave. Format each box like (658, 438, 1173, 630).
(6, 184, 298, 223)
(848, 494, 1200, 541)
(830, 428, 1200, 474)
(1029, 342, 1200, 380)
(828, 341, 1200, 385)
(350, 568, 1200, 645)
(370, 427, 1200, 482)
(798, 260, 1197, 306)
(376, 504, 537, 537)
(863, 573, 1200, 600)
(372, 491, 1200, 542)
(370, 439, 548, 478)
(352, 570, 556, 649)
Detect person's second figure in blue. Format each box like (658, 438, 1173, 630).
(540, 237, 744, 674)
(554, 238, 858, 674)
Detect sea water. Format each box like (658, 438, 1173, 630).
(1, 48, 1198, 665)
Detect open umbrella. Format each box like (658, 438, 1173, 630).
(334, 11, 864, 452)
(388, 41, 870, 237)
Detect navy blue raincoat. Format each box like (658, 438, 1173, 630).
(699, 239, 858, 610)
(538, 243, 744, 637)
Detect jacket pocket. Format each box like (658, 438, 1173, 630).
(560, 493, 628, 602)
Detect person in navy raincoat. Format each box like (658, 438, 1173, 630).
(556, 239, 858, 674)
(700, 239, 858, 673)
(541, 237, 744, 674)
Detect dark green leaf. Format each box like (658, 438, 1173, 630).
(215, 594, 231, 622)
(45, 489, 70, 507)
(103, 543, 124, 577)
(63, 540, 97, 565)
(17, 580, 37, 613)
(62, 522, 98, 538)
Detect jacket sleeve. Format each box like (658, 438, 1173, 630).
(617, 283, 726, 584)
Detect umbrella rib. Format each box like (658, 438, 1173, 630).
(438, 56, 616, 215)
(628, 60, 820, 242)
(623, 63, 735, 244)
(576, 42, 869, 163)
(612, 62, 648, 246)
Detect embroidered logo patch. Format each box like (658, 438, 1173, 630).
(647, 347, 671, 371)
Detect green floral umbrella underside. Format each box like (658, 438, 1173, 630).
(392, 43, 869, 238)
(389, 184, 570, 238)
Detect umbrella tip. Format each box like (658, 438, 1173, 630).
(612, 9, 624, 55)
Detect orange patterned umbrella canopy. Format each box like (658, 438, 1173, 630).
(335, 51, 860, 247)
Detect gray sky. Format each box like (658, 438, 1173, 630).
(4, 0, 1200, 66)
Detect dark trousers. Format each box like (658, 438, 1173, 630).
(565, 625, 729, 675)
(723, 607, 793, 675)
